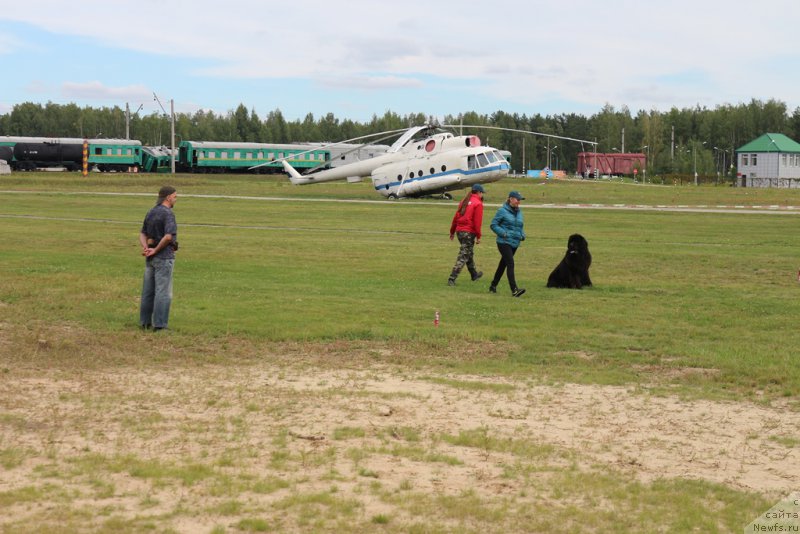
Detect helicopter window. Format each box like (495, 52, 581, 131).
(418, 170, 423, 177)
(467, 155, 477, 170)
(494, 150, 506, 161)
(397, 174, 402, 180)
(441, 165, 447, 172)
(477, 153, 489, 167)
(430, 167, 435, 174)
(409, 172, 414, 179)
(486, 151, 497, 163)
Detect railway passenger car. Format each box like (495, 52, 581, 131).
(141, 146, 173, 173)
(178, 141, 330, 173)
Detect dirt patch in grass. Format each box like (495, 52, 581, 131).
(1, 326, 797, 531)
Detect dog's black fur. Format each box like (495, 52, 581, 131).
(547, 234, 592, 289)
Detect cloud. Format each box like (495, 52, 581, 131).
(1, 0, 798, 118)
(61, 81, 152, 102)
(318, 75, 424, 91)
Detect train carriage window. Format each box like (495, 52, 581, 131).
(95, 148, 102, 155)
(233, 152, 241, 159)
(117, 148, 122, 156)
(258, 151, 263, 159)
(207, 152, 215, 159)
(221, 152, 228, 159)
(477, 153, 489, 167)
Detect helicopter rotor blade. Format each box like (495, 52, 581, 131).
(249, 127, 417, 171)
(441, 124, 597, 147)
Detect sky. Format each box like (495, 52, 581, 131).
(1, 0, 799, 123)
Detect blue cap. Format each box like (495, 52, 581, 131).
(471, 184, 485, 193)
(508, 190, 525, 200)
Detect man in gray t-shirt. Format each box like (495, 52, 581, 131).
(138, 186, 178, 330)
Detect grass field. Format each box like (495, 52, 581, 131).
(1, 173, 799, 532)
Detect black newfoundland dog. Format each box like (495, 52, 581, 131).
(547, 234, 592, 289)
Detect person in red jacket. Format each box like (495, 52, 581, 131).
(448, 183, 485, 286)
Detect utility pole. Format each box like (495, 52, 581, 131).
(125, 103, 143, 141)
(153, 93, 176, 174)
(170, 99, 175, 174)
(621, 127, 625, 153)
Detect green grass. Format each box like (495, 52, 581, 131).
(2, 173, 799, 402)
(1, 172, 798, 532)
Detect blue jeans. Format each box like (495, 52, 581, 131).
(140, 257, 174, 328)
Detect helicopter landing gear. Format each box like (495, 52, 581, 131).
(387, 193, 398, 200)
(442, 192, 453, 200)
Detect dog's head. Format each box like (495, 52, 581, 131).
(567, 234, 589, 255)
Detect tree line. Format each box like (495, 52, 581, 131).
(2, 100, 799, 178)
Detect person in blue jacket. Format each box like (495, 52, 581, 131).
(489, 191, 526, 297)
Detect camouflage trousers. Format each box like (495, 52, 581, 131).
(450, 231, 479, 280)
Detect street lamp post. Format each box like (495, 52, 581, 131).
(693, 141, 707, 186)
(547, 145, 558, 170)
(641, 145, 649, 183)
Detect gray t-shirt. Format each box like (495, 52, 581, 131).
(141, 204, 178, 260)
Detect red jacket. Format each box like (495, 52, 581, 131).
(449, 192, 484, 239)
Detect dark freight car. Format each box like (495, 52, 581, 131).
(577, 152, 646, 177)
(14, 140, 84, 171)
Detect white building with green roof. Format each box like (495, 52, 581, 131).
(735, 133, 800, 187)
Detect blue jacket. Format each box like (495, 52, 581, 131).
(491, 202, 525, 248)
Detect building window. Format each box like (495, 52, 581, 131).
(782, 154, 787, 166)
(752, 154, 757, 166)
(743, 154, 748, 166)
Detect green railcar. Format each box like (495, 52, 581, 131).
(141, 146, 173, 173)
(87, 139, 143, 171)
(178, 141, 330, 173)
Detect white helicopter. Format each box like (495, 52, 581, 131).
(253, 124, 510, 199)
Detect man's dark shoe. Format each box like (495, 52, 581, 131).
(447, 278, 456, 286)
(488, 285, 496, 293)
(512, 288, 526, 297)
(471, 271, 483, 282)
(153, 327, 168, 332)
(140, 324, 152, 331)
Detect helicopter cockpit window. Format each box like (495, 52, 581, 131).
(477, 153, 489, 167)
(467, 155, 477, 170)
(486, 151, 498, 163)
(494, 150, 506, 162)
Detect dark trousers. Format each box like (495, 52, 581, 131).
(491, 243, 518, 291)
